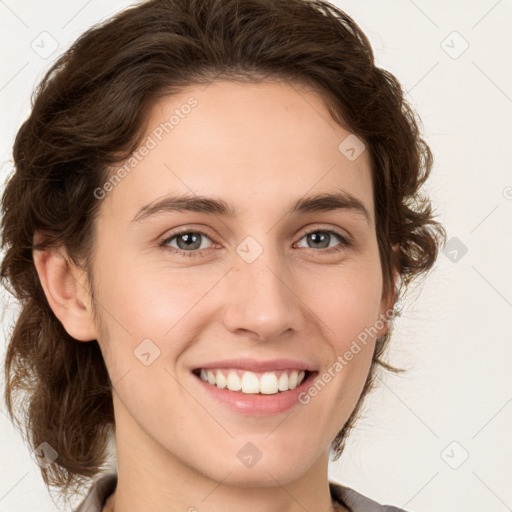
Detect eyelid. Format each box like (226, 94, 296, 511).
(296, 223, 353, 245)
(159, 226, 217, 248)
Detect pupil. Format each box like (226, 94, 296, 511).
(178, 233, 200, 250)
(309, 232, 329, 248)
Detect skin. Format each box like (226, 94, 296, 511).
(33, 80, 397, 512)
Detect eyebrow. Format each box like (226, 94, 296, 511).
(130, 190, 371, 225)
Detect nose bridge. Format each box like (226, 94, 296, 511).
(223, 237, 302, 340)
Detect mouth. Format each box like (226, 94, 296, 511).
(192, 367, 314, 395)
(190, 358, 319, 415)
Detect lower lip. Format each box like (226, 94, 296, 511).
(192, 371, 317, 416)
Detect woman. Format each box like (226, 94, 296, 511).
(1, 0, 446, 511)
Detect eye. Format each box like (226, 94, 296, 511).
(159, 229, 215, 257)
(295, 228, 352, 253)
(159, 227, 352, 258)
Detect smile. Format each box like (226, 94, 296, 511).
(195, 368, 309, 394)
(191, 358, 318, 415)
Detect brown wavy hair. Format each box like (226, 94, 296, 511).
(1, 0, 446, 503)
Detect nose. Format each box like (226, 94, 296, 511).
(221, 245, 305, 342)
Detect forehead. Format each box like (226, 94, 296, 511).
(99, 80, 374, 225)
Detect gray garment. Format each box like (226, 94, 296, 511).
(74, 472, 408, 512)
(329, 480, 409, 512)
(75, 473, 117, 512)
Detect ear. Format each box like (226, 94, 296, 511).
(376, 243, 401, 338)
(32, 231, 98, 342)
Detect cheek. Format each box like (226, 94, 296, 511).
(297, 259, 382, 407)
(303, 258, 384, 345)
(95, 252, 214, 340)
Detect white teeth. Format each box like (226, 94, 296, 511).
(207, 370, 216, 385)
(289, 370, 299, 390)
(277, 372, 289, 391)
(226, 371, 242, 391)
(215, 370, 227, 389)
(198, 368, 308, 394)
(241, 372, 260, 393)
(260, 372, 279, 394)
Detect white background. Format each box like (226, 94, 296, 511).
(1, 1, 511, 511)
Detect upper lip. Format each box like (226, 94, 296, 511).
(193, 358, 316, 372)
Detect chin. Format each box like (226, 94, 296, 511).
(199, 443, 318, 487)
(218, 463, 308, 488)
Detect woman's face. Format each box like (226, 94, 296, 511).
(88, 79, 393, 486)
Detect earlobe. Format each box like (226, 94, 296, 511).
(32, 236, 98, 342)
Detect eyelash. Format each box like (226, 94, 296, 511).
(158, 227, 353, 258)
